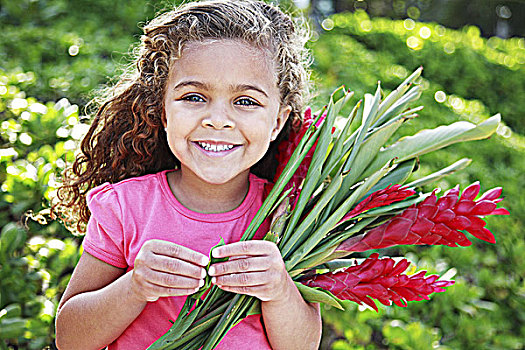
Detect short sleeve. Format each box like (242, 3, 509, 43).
(82, 183, 128, 268)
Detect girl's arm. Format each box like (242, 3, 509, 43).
(209, 241, 322, 350)
(260, 277, 322, 350)
(55, 253, 146, 350)
(55, 240, 209, 350)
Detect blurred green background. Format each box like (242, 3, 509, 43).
(0, 0, 523, 349)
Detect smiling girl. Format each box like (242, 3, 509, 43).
(53, 1, 321, 349)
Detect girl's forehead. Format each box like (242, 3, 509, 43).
(169, 39, 279, 88)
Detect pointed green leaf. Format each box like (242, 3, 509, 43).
(372, 85, 422, 128)
(363, 158, 417, 197)
(322, 99, 360, 179)
(406, 158, 472, 189)
(373, 67, 423, 126)
(295, 282, 345, 310)
(281, 173, 343, 258)
(360, 115, 500, 180)
(312, 259, 357, 272)
(342, 84, 381, 174)
(340, 117, 405, 189)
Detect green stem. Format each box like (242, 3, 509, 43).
(157, 303, 229, 350)
(203, 296, 257, 350)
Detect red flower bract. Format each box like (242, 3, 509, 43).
(274, 107, 327, 207)
(337, 182, 509, 253)
(340, 184, 416, 223)
(303, 253, 454, 311)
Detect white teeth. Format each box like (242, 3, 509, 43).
(197, 142, 234, 152)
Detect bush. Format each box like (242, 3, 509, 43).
(1, 69, 81, 348)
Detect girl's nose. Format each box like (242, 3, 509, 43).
(201, 103, 235, 130)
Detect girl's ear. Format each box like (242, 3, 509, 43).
(271, 105, 292, 141)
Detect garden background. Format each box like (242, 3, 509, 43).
(0, 0, 523, 349)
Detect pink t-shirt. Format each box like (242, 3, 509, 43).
(83, 169, 272, 350)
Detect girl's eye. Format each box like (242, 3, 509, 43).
(235, 97, 260, 107)
(182, 94, 205, 103)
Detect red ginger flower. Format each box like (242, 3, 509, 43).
(340, 184, 416, 223)
(303, 253, 454, 311)
(337, 182, 509, 253)
(274, 107, 326, 206)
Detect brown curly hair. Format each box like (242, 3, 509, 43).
(51, 0, 312, 234)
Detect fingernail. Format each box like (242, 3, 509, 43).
(199, 279, 204, 288)
(212, 249, 220, 258)
(208, 266, 216, 276)
(201, 269, 207, 278)
(211, 277, 217, 284)
(201, 256, 210, 266)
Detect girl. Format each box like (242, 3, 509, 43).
(53, 0, 321, 349)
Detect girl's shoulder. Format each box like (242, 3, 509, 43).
(86, 170, 170, 211)
(88, 171, 167, 197)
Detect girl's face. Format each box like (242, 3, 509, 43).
(163, 39, 290, 186)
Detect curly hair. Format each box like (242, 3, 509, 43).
(51, 0, 312, 234)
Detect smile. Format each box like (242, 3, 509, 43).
(197, 141, 235, 152)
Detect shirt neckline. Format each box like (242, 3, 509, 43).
(158, 169, 261, 222)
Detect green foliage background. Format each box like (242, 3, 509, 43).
(0, 1, 523, 349)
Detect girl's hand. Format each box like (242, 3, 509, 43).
(131, 239, 209, 302)
(208, 241, 293, 302)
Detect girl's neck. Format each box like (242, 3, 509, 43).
(166, 168, 250, 214)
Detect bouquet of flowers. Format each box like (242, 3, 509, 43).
(148, 68, 508, 349)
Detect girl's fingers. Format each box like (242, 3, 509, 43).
(146, 239, 209, 266)
(212, 271, 269, 287)
(215, 284, 271, 301)
(148, 254, 207, 279)
(212, 241, 277, 258)
(209, 256, 269, 276)
(147, 269, 204, 289)
(143, 281, 201, 299)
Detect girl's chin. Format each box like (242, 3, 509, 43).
(181, 167, 251, 187)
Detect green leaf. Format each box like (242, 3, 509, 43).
(363, 158, 417, 197)
(340, 116, 405, 189)
(322, 98, 359, 179)
(311, 259, 357, 272)
(280, 173, 343, 259)
(247, 300, 261, 316)
(291, 217, 377, 274)
(295, 282, 345, 310)
(360, 114, 500, 180)
(0, 223, 26, 256)
(373, 67, 423, 127)
(372, 85, 422, 129)
(405, 158, 472, 189)
(342, 84, 380, 174)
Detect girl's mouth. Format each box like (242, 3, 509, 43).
(193, 141, 241, 155)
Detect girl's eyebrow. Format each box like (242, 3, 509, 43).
(229, 84, 269, 98)
(172, 80, 268, 98)
(172, 80, 210, 91)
